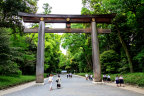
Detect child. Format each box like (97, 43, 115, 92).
(115, 75, 119, 87)
(119, 75, 124, 87)
(56, 75, 61, 89)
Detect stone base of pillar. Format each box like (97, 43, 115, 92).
(93, 78, 102, 82)
(92, 81, 105, 85)
(35, 83, 44, 85)
(36, 74, 44, 83)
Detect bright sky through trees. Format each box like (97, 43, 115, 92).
(37, 0, 82, 28)
(37, 0, 82, 54)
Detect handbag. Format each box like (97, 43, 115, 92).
(56, 79, 58, 82)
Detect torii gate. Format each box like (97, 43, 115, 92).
(18, 12, 115, 83)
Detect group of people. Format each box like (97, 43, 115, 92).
(85, 74, 93, 81)
(103, 74, 111, 82)
(67, 73, 72, 78)
(47, 74, 61, 91)
(115, 75, 124, 87)
(103, 74, 124, 87)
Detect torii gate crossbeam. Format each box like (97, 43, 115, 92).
(18, 12, 115, 83)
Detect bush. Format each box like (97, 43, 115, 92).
(100, 50, 120, 74)
(109, 73, 144, 87)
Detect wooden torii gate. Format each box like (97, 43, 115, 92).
(18, 12, 115, 83)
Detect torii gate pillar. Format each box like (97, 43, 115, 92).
(91, 19, 101, 82)
(36, 20, 45, 83)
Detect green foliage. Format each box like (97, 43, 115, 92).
(10, 34, 37, 75)
(0, 28, 21, 76)
(100, 50, 120, 73)
(0, 0, 37, 32)
(0, 75, 35, 89)
(76, 72, 144, 87)
(133, 49, 144, 72)
(81, 0, 144, 73)
(42, 3, 52, 14)
(110, 73, 144, 87)
(61, 28, 92, 73)
(44, 33, 62, 73)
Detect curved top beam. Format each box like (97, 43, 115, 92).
(18, 12, 116, 23)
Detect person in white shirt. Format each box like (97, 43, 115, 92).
(115, 75, 119, 87)
(48, 74, 53, 91)
(90, 74, 93, 81)
(85, 74, 88, 80)
(107, 75, 111, 82)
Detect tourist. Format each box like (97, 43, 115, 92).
(103, 74, 107, 82)
(115, 75, 119, 87)
(119, 75, 124, 87)
(90, 74, 93, 81)
(48, 74, 53, 91)
(107, 75, 111, 82)
(67, 73, 69, 78)
(56, 75, 61, 89)
(85, 73, 88, 80)
(70, 73, 72, 78)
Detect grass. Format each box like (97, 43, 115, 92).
(0, 73, 57, 90)
(75, 72, 144, 87)
(0, 75, 35, 90)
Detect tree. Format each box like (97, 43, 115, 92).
(42, 3, 52, 14)
(0, 28, 21, 75)
(0, 0, 37, 33)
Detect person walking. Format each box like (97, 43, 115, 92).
(90, 74, 93, 81)
(119, 75, 124, 87)
(107, 75, 111, 82)
(70, 73, 72, 78)
(56, 75, 61, 89)
(85, 74, 88, 80)
(67, 73, 69, 78)
(48, 74, 53, 91)
(115, 75, 119, 87)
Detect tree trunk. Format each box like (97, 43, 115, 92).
(116, 25, 134, 73)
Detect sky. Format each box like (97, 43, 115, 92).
(37, 0, 83, 55)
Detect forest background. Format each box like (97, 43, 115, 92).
(0, 0, 144, 88)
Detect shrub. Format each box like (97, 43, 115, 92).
(100, 50, 120, 74)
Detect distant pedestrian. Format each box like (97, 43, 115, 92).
(115, 75, 119, 87)
(90, 74, 93, 81)
(56, 75, 61, 89)
(85, 74, 88, 80)
(107, 75, 111, 82)
(119, 75, 124, 87)
(88, 74, 91, 80)
(48, 74, 53, 91)
(70, 73, 72, 78)
(103, 74, 107, 82)
(67, 73, 69, 78)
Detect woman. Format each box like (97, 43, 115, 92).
(115, 75, 119, 87)
(56, 75, 61, 89)
(48, 74, 53, 91)
(119, 75, 124, 87)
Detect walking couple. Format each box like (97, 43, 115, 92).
(48, 74, 61, 91)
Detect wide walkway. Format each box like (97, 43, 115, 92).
(1, 75, 144, 96)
